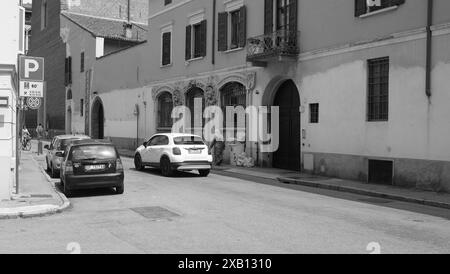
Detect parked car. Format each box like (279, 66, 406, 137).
(45, 135, 91, 178)
(134, 133, 213, 177)
(60, 139, 124, 197)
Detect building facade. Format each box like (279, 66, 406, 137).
(29, 0, 148, 137)
(91, 0, 450, 192)
(0, 0, 23, 200)
(61, 12, 147, 136)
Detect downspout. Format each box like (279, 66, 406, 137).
(425, 0, 433, 98)
(212, 0, 216, 65)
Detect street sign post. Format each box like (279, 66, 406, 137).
(17, 56, 45, 195)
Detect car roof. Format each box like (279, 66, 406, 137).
(69, 139, 114, 147)
(153, 133, 203, 138)
(55, 135, 90, 140)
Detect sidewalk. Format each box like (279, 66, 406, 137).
(211, 165, 450, 210)
(0, 141, 70, 219)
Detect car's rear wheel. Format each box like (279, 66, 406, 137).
(116, 185, 124, 195)
(160, 157, 173, 177)
(134, 154, 144, 171)
(199, 169, 210, 177)
(51, 164, 57, 179)
(63, 182, 72, 197)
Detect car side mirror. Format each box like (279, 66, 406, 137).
(44, 145, 49, 150)
(55, 151, 65, 158)
(143, 142, 147, 148)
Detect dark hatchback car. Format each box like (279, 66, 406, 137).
(60, 140, 124, 197)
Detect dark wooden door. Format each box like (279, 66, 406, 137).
(92, 101, 104, 140)
(273, 80, 300, 171)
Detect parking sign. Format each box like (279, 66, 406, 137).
(19, 56, 45, 98)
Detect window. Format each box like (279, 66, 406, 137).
(158, 92, 174, 129)
(218, 6, 247, 52)
(164, 0, 172, 5)
(264, 0, 298, 34)
(367, 57, 389, 121)
(309, 103, 319, 124)
(355, 0, 406, 17)
(162, 32, 172, 66)
(80, 52, 85, 73)
(41, 0, 48, 30)
(65, 57, 72, 85)
(67, 89, 72, 100)
(221, 82, 246, 139)
(186, 20, 207, 60)
(80, 99, 84, 117)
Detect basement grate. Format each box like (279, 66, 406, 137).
(130, 207, 180, 220)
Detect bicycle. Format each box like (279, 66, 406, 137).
(22, 138, 32, 151)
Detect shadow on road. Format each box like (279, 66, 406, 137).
(129, 167, 203, 178)
(54, 181, 118, 198)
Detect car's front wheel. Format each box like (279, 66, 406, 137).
(199, 169, 210, 177)
(160, 157, 173, 177)
(134, 154, 144, 171)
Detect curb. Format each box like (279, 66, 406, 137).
(33, 156, 71, 214)
(278, 177, 450, 210)
(0, 155, 71, 220)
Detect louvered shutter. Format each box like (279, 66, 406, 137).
(185, 25, 192, 60)
(200, 20, 207, 57)
(264, 0, 273, 35)
(68, 56, 72, 84)
(238, 6, 247, 48)
(218, 12, 228, 51)
(355, 0, 367, 17)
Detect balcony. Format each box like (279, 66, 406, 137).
(247, 30, 300, 65)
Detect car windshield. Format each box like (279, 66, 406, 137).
(173, 136, 205, 145)
(70, 145, 117, 161)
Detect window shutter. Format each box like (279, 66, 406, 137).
(162, 32, 171, 65)
(200, 20, 207, 57)
(64, 58, 68, 85)
(289, 0, 298, 32)
(185, 25, 192, 60)
(264, 0, 273, 35)
(238, 6, 247, 48)
(218, 12, 228, 51)
(68, 57, 72, 84)
(355, 0, 367, 17)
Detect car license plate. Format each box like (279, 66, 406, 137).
(189, 149, 202, 154)
(85, 165, 105, 171)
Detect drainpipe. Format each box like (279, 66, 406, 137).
(425, 0, 433, 98)
(212, 0, 216, 65)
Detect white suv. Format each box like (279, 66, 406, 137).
(134, 133, 213, 177)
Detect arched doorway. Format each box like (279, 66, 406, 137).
(185, 87, 205, 135)
(91, 98, 104, 139)
(272, 80, 300, 171)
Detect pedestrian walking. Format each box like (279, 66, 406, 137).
(36, 123, 44, 155)
(210, 129, 225, 166)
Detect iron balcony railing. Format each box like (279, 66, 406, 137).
(247, 30, 300, 62)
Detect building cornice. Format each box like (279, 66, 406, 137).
(299, 22, 450, 62)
